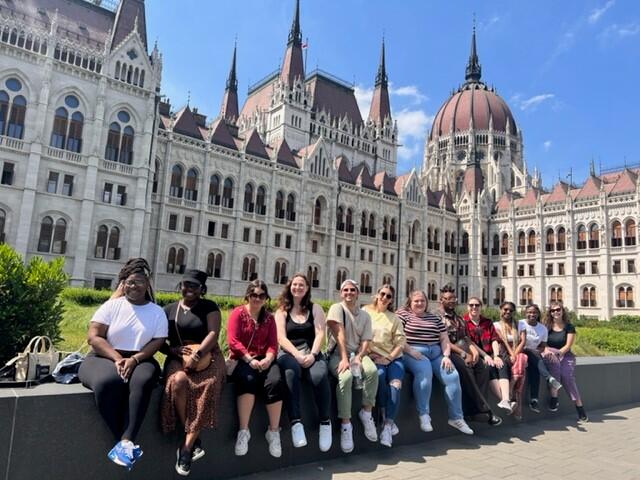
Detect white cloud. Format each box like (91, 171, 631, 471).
(514, 93, 555, 111)
(390, 84, 428, 104)
(354, 85, 373, 118)
(588, 0, 615, 24)
(600, 22, 640, 40)
(478, 15, 501, 31)
(395, 109, 434, 161)
(543, 141, 552, 151)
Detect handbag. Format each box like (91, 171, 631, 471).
(4, 336, 60, 381)
(174, 303, 212, 372)
(225, 319, 257, 377)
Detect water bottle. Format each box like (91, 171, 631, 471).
(350, 352, 363, 390)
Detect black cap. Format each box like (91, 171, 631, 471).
(181, 269, 207, 287)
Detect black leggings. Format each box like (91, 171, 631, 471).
(232, 360, 284, 404)
(79, 353, 160, 442)
(524, 348, 552, 400)
(451, 353, 493, 417)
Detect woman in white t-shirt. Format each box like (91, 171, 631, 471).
(517, 304, 562, 414)
(78, 258, 167, 471)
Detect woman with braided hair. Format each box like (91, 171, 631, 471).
(78, 258, 168, 471)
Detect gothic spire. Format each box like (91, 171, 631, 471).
(220, 42, 239, 122)
(464, 22, 482, 83)
(368, 36, 391, 124)
(280, 0, 305, 86)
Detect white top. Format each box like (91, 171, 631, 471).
(91, 296, 168, 351)
(517, 319, 547, 350)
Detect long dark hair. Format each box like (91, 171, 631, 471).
(117, 257, 154, 302)
(277, 273, 312, 313)
(243, 279, 271, 323)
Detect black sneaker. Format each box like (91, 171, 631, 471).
(191, 438, 205, 462)
(529, 399, 541, 413)
(175, 448, 191, 476)
(577, 406, 589, 422)
(488, 414, 503, 426)
(548, 397, 559, 412)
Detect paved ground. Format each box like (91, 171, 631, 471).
(233, 404, 640, 480)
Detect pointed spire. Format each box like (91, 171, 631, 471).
(368, 36, 392, 125)
(375, 36, 388, 88)
(464, 20, 482, 83)
(220, 42, 239, 122)
(590, 158, 596, 176)
(110, 0, 148, 52)
(280, 0, 305, 86)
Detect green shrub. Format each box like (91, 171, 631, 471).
(577, 327, 640, 354)
(0, 244, 67, 364)
(61, 287, 111, 305)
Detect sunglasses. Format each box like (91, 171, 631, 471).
(124, 279, 146, 287)
(342, 288, 357, 293)
(502, 308, 514, 313)
(182, 281, 201, 289)
(249, 292, 267, 300)
(379, 292, 393, 300)
(468, 303, 481, 308)
(550, 308, 562, 313)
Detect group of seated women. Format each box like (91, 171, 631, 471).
(78, 258, 587, 476)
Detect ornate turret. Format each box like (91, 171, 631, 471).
(464, 23, 481, 83)
(220, 43, 239, 122)
(279, 0, 304, 86)
(368, 38, 391, 125)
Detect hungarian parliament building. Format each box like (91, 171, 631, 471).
(0, 0, 637, 319)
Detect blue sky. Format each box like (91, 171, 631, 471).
(146, 0, 640, 189)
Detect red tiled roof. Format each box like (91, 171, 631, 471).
(172, 106, 203, 140)
(351, 163, 377, 191)
(374, 171, 398, 196)
(463, 165, 484, 194)
(243, 129, 269, 159)
(544, 181, 570, 204)
(518, 187, 539, 208)
(159, 114, 171, 130)
(426, 187, 440, 207)
(306, 73, 363, 125)
(369, 83, 391, 125)
(239, 76, 277, 120)
(495, 191, 513, 211)
(610, 169, 637, 194)
(209, 119, 238, 150)
(275, 138, 299, 168)
(394, 173, 411, 197)
(280, 44, 304, 87)
(111, 0, 147, 51)
(336, 156, 354, 183)
(576, 175, 601, 199)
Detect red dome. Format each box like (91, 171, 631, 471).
(429, 82, 517, 140)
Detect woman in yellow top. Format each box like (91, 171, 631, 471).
(362, 284, 406, 448)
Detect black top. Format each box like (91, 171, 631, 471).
(164, 298, 220, 346)
(546, 323, 576, 350)
(285, 306, 315, 350)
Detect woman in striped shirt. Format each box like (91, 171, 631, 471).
(396, 290, 472, 435)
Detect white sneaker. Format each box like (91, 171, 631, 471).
(291, 422, 307, 448)
(358, 409, 378, 442)
(448, 418, 474, 435)
(390, 421, 399, 436)
(497, 399, 513, 413)
(234, 429, 250, 456)
(319, 422, 332, 452)
(340, 423, 354, 453)
(380, 423, 393, 447)
(419, 413, 433, 432)
(265, 429, 282, 458)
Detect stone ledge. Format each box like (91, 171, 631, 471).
(1, 356, 639, 480)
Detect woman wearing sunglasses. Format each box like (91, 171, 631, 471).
(363, 284, 406, 448)
(161, 270, 225, 476)
(518, 304, 563, 413)
(542, 302, 588, 421)
(227, 280, 285, 458)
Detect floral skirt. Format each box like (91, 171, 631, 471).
(161, 349, 225, 434)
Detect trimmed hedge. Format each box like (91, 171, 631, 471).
(577, 327, 640, 355)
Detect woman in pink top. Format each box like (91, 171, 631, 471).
(227, 280, 284, 458)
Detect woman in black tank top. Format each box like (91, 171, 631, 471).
(275, 273, 332, 452)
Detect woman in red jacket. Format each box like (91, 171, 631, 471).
(227, 280, 284, 458)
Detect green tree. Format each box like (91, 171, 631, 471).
(0, 244, 67, 364)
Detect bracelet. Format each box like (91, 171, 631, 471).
(132, 356, 140, 365)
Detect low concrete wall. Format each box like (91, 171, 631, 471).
(1, 356, 639, 480)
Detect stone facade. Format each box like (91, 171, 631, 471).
(0, 0, 637, 319)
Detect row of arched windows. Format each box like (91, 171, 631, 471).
(114, 61, 145, 88)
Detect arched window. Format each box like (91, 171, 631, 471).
(313, 197, 323, 226)
(411, 221, 420, 245)
(307, 265, 320, 288)
(576, 225, 587, 250)
(494, 286, 505, 305)
(545, 228, 555, 252)
(368, 213, 376, 238)
(382, 274, 393, 285)
(50, 95, 84, 152)
(104, 111, 134, 164)
(519, 286, 533, 306)
(460, 285, 468, 304)
(383, 217, 389, 240)
(94, 225, 108, 258)
(242, 256, 257, 281)
(345, 208, 354, 233)
(166, 246, 186, 274)
(167, 247, 176, 273)
(557, 227, 566, 251)
(444, 230, 451, 253)
(517, 231, 525, 254)
(107, 226, 120, 260)
(37, 216, 53, 252)
(169, 165, 183, 198)
(208, 175, 220, 205)
(286, 193, 296, 222)
(390, 218, 397, 242)
(624, 219, 636, 246)
(360, 211, 368, 236)
(206, 252, 224, 278)
(360, 272, 372, 294)
(51, 218, 67, 254)
(336, 205, 345, 231)
(152, 160, 160, 194)
(275, 190, 285, 218)
(0, 208, 6, 242)
(611, 220, 622, 247)
(184, 168, 198, 201)
(492, 233, 500, 255)
(427, 281, 438, 301)
(481, 232, 487, 255)
(455, 171, 464, 196)
(501, 233, 509, 255)
(0, 79, 27, 139)
(617, 285, 634, 308)
(433, 229, 440, 250)
(256, 186, 266, 215)
(406, 277, 416, 297)
(243, 183, 254, 213)
(580, 286, 597, 307)
(335, 269, 347, 290)
(527, 230, 536, 253)
(274, 260, 288, 284)
(222, 177, 234, 208)
(50, 107, 68, 149)
(450, 232, 456, 254)
(589, 224, 599, 248)
(549, 286, 563, 303)
(461, 232, 469, 254)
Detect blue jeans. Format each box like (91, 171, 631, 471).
(402, 344, 464, 420)
(375, 358, 405, 421)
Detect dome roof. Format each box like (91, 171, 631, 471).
(429, 82, 517, 140)
(429, 27, 517, 141)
